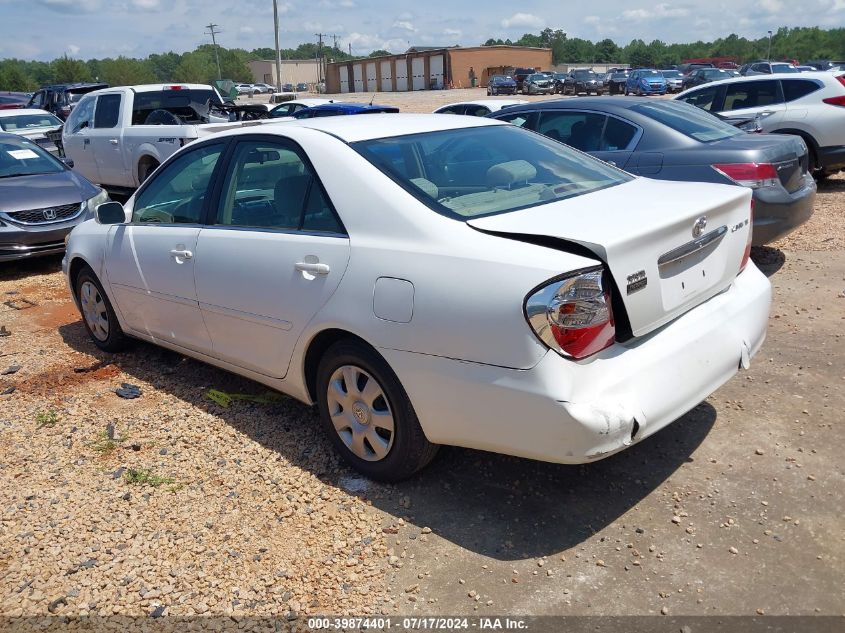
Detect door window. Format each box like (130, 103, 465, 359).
(494, 111, 537, 129)
(538, 111, 606, 151)
(723, 80, 781, 110)
(781, 79, 821, 102)
(66, 95, 95, 133)
(132, 143, 223, 224)
(436, 105, 465, 114)
(215, 141, 343, 234)
(678, 85, 720, 111)
(28, 91, 46, 108)
(602, 116, 638, 151)
(94, 94, 121, 128)
(465, 105, 491, 117)
(270, 103, 295, 118)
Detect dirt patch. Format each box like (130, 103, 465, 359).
(32, 299, 80, 330)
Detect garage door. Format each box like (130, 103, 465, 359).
(339, 66, 350, 93)
(395, 59, 408, 91)
(429, 54, 444, 89)
(411, 57, 425, 90)
(366, 62, 377, 91)
(353, 63, 364, 92)
(380, 60, 392, 92)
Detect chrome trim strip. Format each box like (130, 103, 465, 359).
(1, 202, 85, 226)
(658, 225, 728, 268)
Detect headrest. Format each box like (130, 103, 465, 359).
(486, 160, 537, 187)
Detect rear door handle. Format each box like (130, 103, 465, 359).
(295, 262, 330, 275)
(170, 249, 193, 260)
(109, 139, 119, 145)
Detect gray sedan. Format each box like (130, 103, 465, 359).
(0, 132, 107, 262)
(489, 98, 815, 245)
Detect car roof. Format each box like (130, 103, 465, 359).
(0, 108, 59, 118)
(437, 100, 527, 109)
(233, 113, 504, 143)
(308, 103, 397, 112)
(489, 96, 661, 114)
(40, 82, 107, 90)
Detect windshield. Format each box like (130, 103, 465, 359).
(703, 69, 730, 77)
(639, 70, 662, 77)
(352, 125, 632, 220)
(575, 71, 597, 78)
(771, 64, 799, 73)
(0, 113, 63, 131)
(528, 74, 546, 81)
(661, 70, 682, 78)
(0, 136, 64, 178)
(634, 101, 742, 143)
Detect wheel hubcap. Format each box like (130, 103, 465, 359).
(327, 365, 394, 462)
(79, 280, 109, 341)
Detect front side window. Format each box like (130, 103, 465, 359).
(66, 95, 95, 133)
(94, 94, 121, 128)
(352, 125, 632, 220)
(270, 103, 294, 118)
(634, 101, 741, 142)
(215, 140, 342, 234)
(678, 85, 721, 111)
(723, 80, 782, 110)
(132, 144, 223, 224)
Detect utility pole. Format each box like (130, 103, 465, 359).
(348, 43, 352, 57)
(315, 33, 327, 84)
(205, 23, 222, 80)
(273, 0, 283, 90)
(332, 34, 339, 53)
(766, 30, 773, 60)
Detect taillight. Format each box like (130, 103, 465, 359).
(740, 199, 754, 272)
(822, 95, 845, 108)
(712, 162, 778, 189)
(525, 267, 616, 360)
(834, 74, 845, 89)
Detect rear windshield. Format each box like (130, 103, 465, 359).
(0, 112, 63, 131)
(352, 125, 632, 220)
(0, 136, 64, 178)
(771, 64, 799, 73)
(634, 101, 741, 142)
(130, 89, 222, 125)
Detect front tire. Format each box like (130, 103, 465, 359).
(316, 340, 438, 481)
(74, 265, 130, 353)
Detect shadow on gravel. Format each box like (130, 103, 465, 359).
(58, 318, 716, 560)
(0, 254, 63, 283)
(816, 176, 845, 193)
(750, 246, 786, 277)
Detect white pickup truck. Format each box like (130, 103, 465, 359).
(61, 83, 267, 191)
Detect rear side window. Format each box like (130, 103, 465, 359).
(94, 94, 121, 128)
(782, 79, 821, 102)
(723, 80, 782, 110)
(679, 85, 721, 111)
(538, 111, 605, 150)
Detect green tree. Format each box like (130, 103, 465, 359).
(594, 39, 620, 63)
(369, 49, 391, 57)
(52, 55, 92, 83)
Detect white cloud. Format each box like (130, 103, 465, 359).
(760, 0, 784, 12)
(131, 0, 160, 10)
(501, 12, 545, 29)
(239, 25, 255, 34)
(621, 4, 690, 20)
(35, 0, 100, 13)
(392, 20, 417, 32)
(67, 44, 81, 55)
(443, 28, 462, 37)
(583, 15, 600, 24)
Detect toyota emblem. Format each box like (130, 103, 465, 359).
(692, 216, 707, 238)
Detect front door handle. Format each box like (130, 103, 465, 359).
(295, 262, 330, 275)
(170, 249, 193, 261)
(109, 139, 119, 145)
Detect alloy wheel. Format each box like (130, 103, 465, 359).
(79, 280, 110, 341)
(326, 365, 395, 462)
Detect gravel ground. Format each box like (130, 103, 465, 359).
(0, 89, 843, 628)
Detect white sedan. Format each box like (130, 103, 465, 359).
(433, 100, 528, 117)
(0, 108, 64, 154)
(266, 98, 335, 117)
(63, 115, 771, 481)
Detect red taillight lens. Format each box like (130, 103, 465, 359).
(713, 163, 778, 189)
(834, 74, 845, 89)
(525, 268, 616, 360)
(740, 199, 754, 272)
(822, 95, 845, 107)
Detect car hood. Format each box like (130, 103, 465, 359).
(0, 170, 98, 213)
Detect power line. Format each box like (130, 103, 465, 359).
(205, 23, 222, 80)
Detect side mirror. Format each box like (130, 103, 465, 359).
(60, 157, 74, 168)
(96, 201, 126, 225)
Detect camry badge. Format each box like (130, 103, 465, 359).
(692, 216, 707, 238)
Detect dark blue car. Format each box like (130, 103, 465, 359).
(292, 103, 399, 118)
(624, 69, 668, 96)
(486, 75, 517, 96)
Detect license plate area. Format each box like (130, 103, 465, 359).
(658, 226, 728, 310)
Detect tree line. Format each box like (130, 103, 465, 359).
(2, 26, 844, 91)
(484, 26, 845, 67)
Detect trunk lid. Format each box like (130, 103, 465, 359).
(467, 177, 752, 338)
(713, 133, 810, 193)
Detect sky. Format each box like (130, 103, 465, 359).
(1, 0, 844, 61)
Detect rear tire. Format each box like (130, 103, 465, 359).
(74, 265, 130, 353)
(315, 340, 438, 481)
(138, 158, 160, 185)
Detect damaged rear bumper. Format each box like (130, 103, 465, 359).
(380, 263, 771, 464)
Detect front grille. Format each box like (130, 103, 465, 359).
(3, 202, 83, 225)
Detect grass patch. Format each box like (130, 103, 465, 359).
(91, 430, 127, 455)
(36, 411, 60, 428)
(124, 468, 174, 488)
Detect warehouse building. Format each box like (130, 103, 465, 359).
(248, 59, 322, 87)
(324, 45, 552, 93)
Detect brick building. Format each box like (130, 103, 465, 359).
(324, 45, 552, 93)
